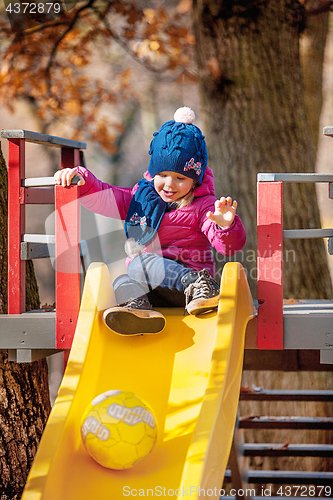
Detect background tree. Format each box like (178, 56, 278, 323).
(193, 0, 332, 298)
(0, 0, 195, 153)
(300, 1, 330, 149)
(191, 0, 333, 486)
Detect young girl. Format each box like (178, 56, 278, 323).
(54, 107, 246, 336)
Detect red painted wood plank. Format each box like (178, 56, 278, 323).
(20, 187, 54, 204)
(55, 148, 81, 349)
(55, 184, 80, 349)
(61, 147, 80, 171)
(8, 139, 26, 313)
(257, 181, 283, 349)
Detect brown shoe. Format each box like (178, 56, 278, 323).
(183, 269, 220, 315)
(103, 297, 166, 336)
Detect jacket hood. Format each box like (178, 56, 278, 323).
(193, 166, 215, 197)
(139, 166, 215, 198)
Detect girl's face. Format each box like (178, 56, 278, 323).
(154, 171, 194, 203)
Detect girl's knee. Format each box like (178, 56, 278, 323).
(113, 274, 130, 289)
(127, 253, 157, 278)
(128, 254, 167, 289)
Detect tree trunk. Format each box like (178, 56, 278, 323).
(0, 144, 51, 500)
(192, 0, 333, 486)
(193, 0, 332, 299)
(300, 8, 330, 150)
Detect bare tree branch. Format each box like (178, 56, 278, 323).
(45, 0, 97, 78)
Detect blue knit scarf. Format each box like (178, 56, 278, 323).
(124, 179, 168, 245)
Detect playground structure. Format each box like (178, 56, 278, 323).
(0, 129, 332, 498)
(0, 129, 84, 362)
(257, 168, 333, 362)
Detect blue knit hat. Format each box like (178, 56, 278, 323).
(148, 107, 208, 185)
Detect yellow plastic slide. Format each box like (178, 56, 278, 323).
(22, 262, 255, 500)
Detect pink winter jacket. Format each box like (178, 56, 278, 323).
(75, 166, 246, 277)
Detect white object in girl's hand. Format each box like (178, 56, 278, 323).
(124, 238, 146, 259)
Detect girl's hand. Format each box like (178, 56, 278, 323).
(206, 197, 238, 228)
(54, 168, 85, 187)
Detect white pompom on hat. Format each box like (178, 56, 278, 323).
(174, 106, 195, 124)
(148, 106, 208, 184)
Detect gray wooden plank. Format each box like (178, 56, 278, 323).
(21, 242, 54, 260)
(0, 312, 55, 349)
(283, 228, 333, 239)
(243, 443, 333, 457)
(257, 172, 333, 182)
(239, 389, 333, 401)
(320, 349, 333, 364)
(23, 234, 55, 244)
(8, 349, 61, 363)
(328, 237, 333, 255)
(224, 469, 333, 484)
(283, 309, 333, 349)
(20, 240, 89, 260)
(239, 416, 333, 430)
(23, 175, 81, 187)
(1, 129, 86, 149)
(323, 125, 333, 136)
(23, 177, 55, 187)
(283, 300, 333, 310)
(247, 470, 333, 484)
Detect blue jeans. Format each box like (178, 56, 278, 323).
(113, 253, 193, 307)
